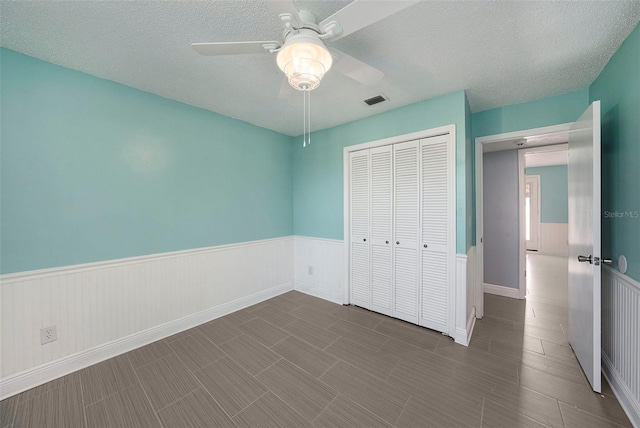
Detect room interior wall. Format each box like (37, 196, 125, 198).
(0, 48, 295, 392)
(526, 165, 568, 256)
(482, 150, 520, 290)
(0, 48, 294, 275)
(590, 22, 640, 284)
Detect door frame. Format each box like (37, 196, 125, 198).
(343, 124, 456, 335)
(475, 123, 572, 316)
(525, 174, 541, 251)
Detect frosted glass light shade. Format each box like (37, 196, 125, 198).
(277, 32, 333, 91)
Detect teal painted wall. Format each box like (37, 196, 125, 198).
(471, 89, 590, 245)
(590, 23, 640, 282)
(0, 49, 293, 274)
(472, 88, 590, 139)
(293, 91, 469, 254)
(526, 166, 568, 223)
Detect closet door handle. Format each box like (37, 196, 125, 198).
(363, 238, 367, 242)
(424, 244, 428, 248)
(385, 240, 389, 244)
(396, 241, 400, 245)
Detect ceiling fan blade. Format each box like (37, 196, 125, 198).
(319, 0, 419, 41)
(264, 0, 302, 28)
(330, 48, 384, 86)
(192, 41, 278, 56)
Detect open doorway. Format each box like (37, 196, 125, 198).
(475, 123, 571, 318)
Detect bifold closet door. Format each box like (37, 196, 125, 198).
(420, 135, 453, 333)
(370, 146, 393, 316)
(393, 140, 420, 324)
(349, 150, 370, 308)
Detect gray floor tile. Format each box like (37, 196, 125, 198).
(256, 359, 336, 420)
(0, 395, 19, 428)
(388, 361, 484, 426)
(197, 317, 243, 345)
(14, 381, 85, 428)
(374, 317, 443, 351)
(221, 309, 256, 325)
(219, 334, 281, 375)
(319, 361, 409, 425)
(328, 319, 389, 350)
(291, 294, 341, 313)
(85, 384, 160, 428)
(163, 328, 198, 343)
(313, 395, 392, 428)
(126, 339, 174, 368)
(290, 305, 340, 329)
(435, 338, 520, 383)
(482, 398, 552, 428)
(168, 330, 226, 372)
(193, 356, 268, 418)
(237, 317, 289, 347)
(272, 335, 338, 378)
(330, 305, 386, 329)
(135, 353, 200, 412)
(80, 354, 137, 405)
(396, 395, 480, 428)
(519, 365, 631, 426)
(281, 318, 341, 349)
(14, 372, 81, 404)
(559, 400, 630, 428)
(157, 388, 236, 428)
(519, 350, 586, 385)
(251, 305, 297, 327)
(325, 337, 398, 380)
(448, 365, 565, 428)
(232, 392, 315, 428)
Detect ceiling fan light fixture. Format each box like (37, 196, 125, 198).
(276, 31, 332, 91)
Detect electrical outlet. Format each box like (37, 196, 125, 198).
(308, 266, 313, 275)
(40, 325, 57, 345)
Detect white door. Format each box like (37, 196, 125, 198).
(370, 146, 394, 316)
(349, 150, 370, 308)
(420, 135, 453, 333)
(568, 101, 601, 392)
(393, 140, 420, 324)
(525, 175, 540, 251)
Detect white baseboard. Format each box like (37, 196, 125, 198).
(0, 281, 292, 400)
(483, 283, 522, 299)
(603, 354, 640, 428)
(294, 281, 344, 305)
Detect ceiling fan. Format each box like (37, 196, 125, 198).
(192, 0, 418, 92)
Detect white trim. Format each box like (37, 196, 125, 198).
(602, 355, 640, 428)
(454, 254, 468, 345)
(475, 123, 573, 315)
(483, 283, 523, 299)
(525, 174, 541, 252)
(294, 282, 344, 305)
(455, 306, 477, 347)
(601, 265, 640, 427)
(0, 236, 292, 284)
(0, 281, 292, 400)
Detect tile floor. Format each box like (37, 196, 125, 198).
(0, 254, 632, 427)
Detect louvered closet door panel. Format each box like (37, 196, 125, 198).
(350, 150, 370, 307)
(393, 141, 419, 324)
(370, 146, 393, 315)
(420, 135, 452, 333)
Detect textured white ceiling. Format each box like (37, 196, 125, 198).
(2, 1, 639, 136)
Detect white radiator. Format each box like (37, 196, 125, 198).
(602, 266, 640, 427)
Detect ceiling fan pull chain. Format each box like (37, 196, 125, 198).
(303, 89, 307, 147)
(308, 89, 311, 145)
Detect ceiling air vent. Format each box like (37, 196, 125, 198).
(364, 95, 387, 106)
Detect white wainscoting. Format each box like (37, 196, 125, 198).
(454, 251, 473, 346)
(293, 236, 344, 304)
(0, 237, 294, 399)
(602, 266, 640, 427)
(538, 223, 568, 256)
